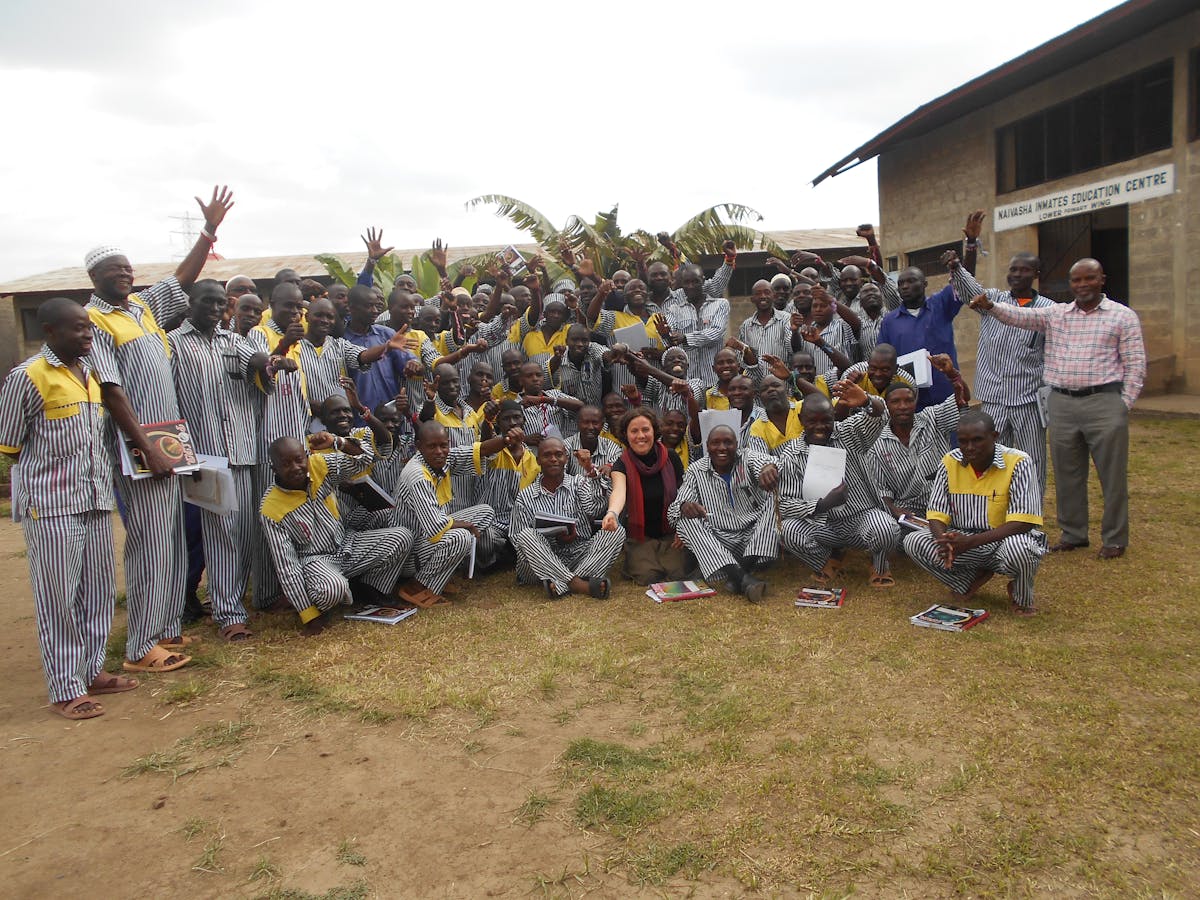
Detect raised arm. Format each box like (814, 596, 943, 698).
(176, 186, 234, 289)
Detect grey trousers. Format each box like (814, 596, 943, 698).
(1048, 390, 1129, 547)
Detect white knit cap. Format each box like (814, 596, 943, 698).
(770, 273, 793, 288)
(84, 245, 127, 271)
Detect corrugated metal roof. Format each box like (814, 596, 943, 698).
(0, 228, 866, 295)
(811, 0, 1195, 186)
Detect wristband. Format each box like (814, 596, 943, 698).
(201, 229, 217, 243)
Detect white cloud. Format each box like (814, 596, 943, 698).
(0, 0, 1123, 281)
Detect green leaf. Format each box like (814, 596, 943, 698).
(314, 254, 357, 289)
(409, 255, 441, 298)
(465, 194, 560, 248)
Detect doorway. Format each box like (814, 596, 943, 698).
(1037, 207, 1129, 303)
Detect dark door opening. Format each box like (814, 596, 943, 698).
(1036, 206, 1129, 304)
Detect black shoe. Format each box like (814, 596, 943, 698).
(718, 565, 744, 594)
(742, 573, 767, 604)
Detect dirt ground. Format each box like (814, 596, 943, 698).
(0, 520, 734, 900)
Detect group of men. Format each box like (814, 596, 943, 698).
(1, 192, 1146, 720)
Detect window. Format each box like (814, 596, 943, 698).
(996, 60, 1174, 193)
(904, 242, 960, 276)
(20, 307, 40, 344)
(885, 255, 899, 273)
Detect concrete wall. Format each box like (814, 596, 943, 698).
(878, 10, 1200, 393)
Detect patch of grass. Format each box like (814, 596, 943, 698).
(123, 748, 187, 778)
(179, 817, 211, 841)
(575, 783, 664, 831)
(192, 830, 225, 873)
(123, 721, 255, 781)
(462, 739, 484, 755)
(249, 855, 280, 883)
(163, 678, 208, 705)
(561, 738, 664, 774)
(115, 591, 126, 609)
(628, 841, 714, 884)
(335, 838, 366, 867)
(266, 881, 369, 900)
(514, 792, 554, 827)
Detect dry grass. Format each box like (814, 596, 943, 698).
(168, 419, 1200, 895)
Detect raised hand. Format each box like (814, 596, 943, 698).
(393, 391, 410, 414)
(308, 431, 335, 451)
(761, 354, 790, 381)
(504, 427, 524, 450)
(403, 359, 425, 379)
(856, 223, 876, 241)
(790, 250, 820, 269)
(557, 238, 576, 268)
(963, 210, 985, 242)
(833, 379, 868, 408)
(470, 339, 488, 354)
(429, 239, 448, 274)
(939, 249, 960, 270)
(652, 313, 672, 339)
(620, 383, 642, 402)
(764, 256, 788, 272)
(577, 257, 595, 278)
(722, 239, 737, 260)
(195, 185, 235, 233)
(968, 293, 993, 312)
(338, 376, 362, 410)
(837, 255, 873, 269)
(668, 378, 692, 397)
(928, 353, 956, 376)
(459, 263, 477, 278)
(482, 400, 499, 422)
(596, 278, 615, 297)
(362, 226, 393, 261)
(423, 379, 437, 402)
(799, 323, 823, 345)
(573, 448, 594, 472)
(552, 344, 567, 359)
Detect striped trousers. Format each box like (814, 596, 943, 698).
(116, 473, 186, 661)
(903, 529, 1046, 608)
(782, 509, 901, 574)
(195, 465, 257, 629)
(294, 526, 414, 613)
(982, 400, 1047, 497)
(23, 512, 114, 704)
(675, 514, 780, 581)
(513, 526, 626, 596)
(251, 462, 283, 609)
(414, 504, 495, 594)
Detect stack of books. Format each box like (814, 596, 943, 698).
(645, 580, 717, 603)
(909, 604, 989, 632)
(794, 587, 847, 608)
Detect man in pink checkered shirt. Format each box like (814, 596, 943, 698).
(970, 258, 1146, 560)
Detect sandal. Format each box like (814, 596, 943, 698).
(52, 695, 105, 720)
(869, 570, 896, 589)
(88, 672, 139, 695)
(396, 580, 449, 608)
(159, 634, 202, 649)
(587, 577, 610, 599)
(123, 645, 191, 673)
(219, 623, 253, 643)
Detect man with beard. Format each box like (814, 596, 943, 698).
(778, 386, 898, 589)
(903, 410, 1046, 616)
(748, 375, 804, 457)
(510, 437, 625, 599)
(668, 425, 779, 603)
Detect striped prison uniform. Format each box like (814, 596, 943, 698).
(951, 268, 1052, 494)
(296, 335, 371, 410)
(903, 444, 1046, 608)
(169, 321, 269, 629)
(310, 427, 392, 530)
(591, 308, 663, 393)
(395, 445, 498, 592)
(520, 390, 578, 440)
(549, 343, 608, 408)
(778, 407, 899, 575)
(259, 447, 413, 623)
(476, 445, 542, 561)
(669, 261, 734, 303)
(564, 433, 623, 502)
(737, 310, 794, 363)
(667, 451, 780, 580)
(246, 318, 309, 607)
(799, 315, 858, 374)
(747, 404, 804, 457)
(866, 395, 961, 517)
(512, 317, 571, 367)
(509, 473, 625, 597)
(398, 327, 446, 418)
(641, 376, 706, 417)
(0, 347, 115, 703)
(87, 277, 188, 660)
(432, 396, 483, 510)
(662, 294, 731, 388)
(838, 362, 917, 397)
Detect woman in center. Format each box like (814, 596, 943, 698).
(601, 407, 693, 584)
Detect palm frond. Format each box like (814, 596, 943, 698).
(465, 194, 560, 247)
(409, 255, 441, 298)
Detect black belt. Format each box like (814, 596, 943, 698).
(1051, 382, 1121, 397)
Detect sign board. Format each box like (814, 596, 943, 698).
(993, 163, 1174, 232)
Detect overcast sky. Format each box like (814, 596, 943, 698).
(0, 0, 1121, 283)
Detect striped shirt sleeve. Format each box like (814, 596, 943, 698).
(0, 367, 33, 453)
(87, 324, 122, 387)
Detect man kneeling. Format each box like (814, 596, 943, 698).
(510, 437, 625, 598)
(902, 410, 1047, 616)
(261, 434, 414, 632)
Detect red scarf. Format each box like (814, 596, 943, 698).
(621, 442, 677, 542)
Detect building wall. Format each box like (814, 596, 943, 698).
(878, 10, 1200, 393)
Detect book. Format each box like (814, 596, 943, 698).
(118, 419, 203, 480)
(898, 513, 930, 531)
(801, 445, 847, 500)
(535, 512, 577, 541)
(909, 604, 990, 632)
(897, 350, 933, 388)
(795, 587, 847, 608)
(183, 455, 237, 515)
(344, 605, 419, 624)
(498, 245, 527, 275)
(645, 580, 717, 602)
(339, 475, 395, 512)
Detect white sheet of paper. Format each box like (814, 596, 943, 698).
(612, 322, 652, 351)
(802, 445, 847, 501)
(1035, 384, 1052, 428)
(183, 455, 237, 515)
(699, 409, 743, 448)
(466, 533, 477, 579)
(896, 350, 933, 388)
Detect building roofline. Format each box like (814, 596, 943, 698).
(811, 0, 1194, 186)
